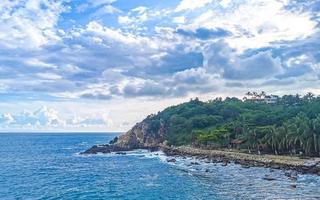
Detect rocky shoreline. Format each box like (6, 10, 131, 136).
(82, 144, 320, 176)
(160, 145, 320, 176)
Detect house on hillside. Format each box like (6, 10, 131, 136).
(244, 92, 279, 104)
(264, 95, 279, 104)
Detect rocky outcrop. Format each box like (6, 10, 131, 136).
(160, 146, 320, 175)
(81, 117, 166, 154)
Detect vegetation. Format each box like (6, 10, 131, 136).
(144, 92, 320, 156)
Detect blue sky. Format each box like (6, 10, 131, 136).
(0, 0, 319, 131)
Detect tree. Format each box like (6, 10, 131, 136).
(260, 91, 266, 98)
(311, 115, 320, 155)
(263, 126, 280, 154)
(303, 92, 315, 102)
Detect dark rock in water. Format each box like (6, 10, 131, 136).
(205, 169, 210, 173)
(263, 175, 276, 181)
(80, 145, 111, 154)
(116, 152, 126, 155)
(80, 144, 131, 155)
(291, 184, 297, 188)
(191, 162, 200, 165)
(284, 171, 291, 177)
(241, 165, 250, 168)
(271, 164, 281, 169)
(290, 176, 298, 181)
(167, 158, 176, 163)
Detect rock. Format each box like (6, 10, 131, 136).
(191, 162, 200, 165)
(291, 184, 297, 188)
(167, 158, 176, 163)
(109, 136, 118, 144)
(205, 169, 210, 173)
(80, 145, 111, 154)
(284, 171, 291, 177)
(290, 176, 298, 181)
(271, 164, 281, 169)
(241, 165, 250, 168)
(115, 152, 126, 155)
(263, 175, 276, 181)
(115, 120, 166, 150)
(303, 160, 318, 167)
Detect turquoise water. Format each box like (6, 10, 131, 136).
(0, 133, 319, 200)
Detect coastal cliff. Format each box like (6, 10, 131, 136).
(81, 116, 166, 154)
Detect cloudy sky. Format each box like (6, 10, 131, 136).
(0, 0, 319, 132)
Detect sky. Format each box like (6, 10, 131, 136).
(0, 0, 319, 132)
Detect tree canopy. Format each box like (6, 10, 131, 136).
(144, 92, 320, 156)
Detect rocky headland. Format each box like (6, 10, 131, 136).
(82, 119, 320, 176)
(81, 117, 165, 154)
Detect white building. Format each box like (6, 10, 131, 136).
(264, 95, 279, 104)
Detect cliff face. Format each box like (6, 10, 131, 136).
(115, 120, 166, 149)
(81, 118, 166, 154)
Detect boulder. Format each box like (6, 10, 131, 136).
(167, 158, 176, 163)
(263, 175, 276, 181)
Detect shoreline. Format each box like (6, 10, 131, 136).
(160, 145, 320, 176)
(81, 144, 320, 175)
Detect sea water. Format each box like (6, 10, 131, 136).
(0, 133, 319, 200)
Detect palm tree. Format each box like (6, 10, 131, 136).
(303, 92, 315, 102)
(263, 126, 280, 155)
(244, 128, 258, 152)
(245, 92, 252, 100)
(289, 112, 313, 155)
(311, 115, 320, 155)
(260, 91, 266, 98)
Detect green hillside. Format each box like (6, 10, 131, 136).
(143, 92, 320, 156)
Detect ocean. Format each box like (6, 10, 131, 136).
(0, 133, 319, 200)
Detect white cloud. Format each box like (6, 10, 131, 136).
(0, 0, 65, 48)
(175, 0, 213, 12)
(93, 5, 121, 16)
(86, 21, 139, 44)
(0, 106, 109, 130)
(189, 0, 317, 51)
(118, 16, 133, 24)
(220, 0, 232, 8)
(173, 68, 210, 84)
(204, 42, 283, 80)
(0, 113, 14, 124)
(25, 58, 57, 69)
(36, 73, 62, 80)
(173, 16, 186, 24)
